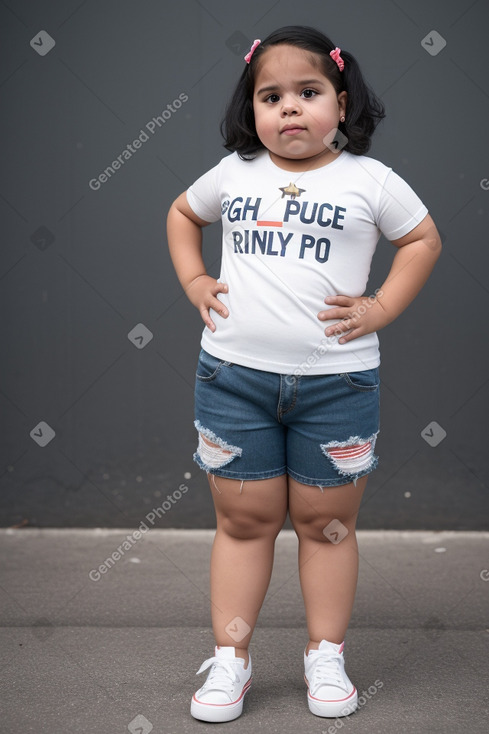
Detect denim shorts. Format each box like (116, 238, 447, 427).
(193, 348, 380, 488)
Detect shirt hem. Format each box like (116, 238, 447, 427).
(200, 336, 381, 375)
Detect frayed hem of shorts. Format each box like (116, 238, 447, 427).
(192, 452, 287, 482)
(287, 459, 378, 490)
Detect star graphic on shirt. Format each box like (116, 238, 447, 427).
(279, 182, 306, 199)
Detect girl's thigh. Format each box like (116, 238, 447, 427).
(208, 472, 289, 537)
(287, 474, 368, 539)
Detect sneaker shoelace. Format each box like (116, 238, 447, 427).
(308, 651, 345, 695)
(196, 656, 239, 691)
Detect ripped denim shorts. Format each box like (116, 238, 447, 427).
(193, 348, 380, 488)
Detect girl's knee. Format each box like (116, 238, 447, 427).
(219, 513, 283, 540)
(292, 512, 358, 544)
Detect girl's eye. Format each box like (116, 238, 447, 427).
(263, 89, 318, 103)
(301, 88, 317, 99)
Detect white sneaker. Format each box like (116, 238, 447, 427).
(304, 639, 357, 718)
(190, 646, 252, 722)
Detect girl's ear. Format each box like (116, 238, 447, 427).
(338, 90, 347, 118)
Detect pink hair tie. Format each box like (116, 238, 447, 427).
(330, 47, 344, 71)
(244, 39, 261, 64)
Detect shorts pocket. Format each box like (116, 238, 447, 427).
(339, 368, 379, 392)
(196, 349, 231, 382)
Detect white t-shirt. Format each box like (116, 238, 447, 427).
(186, 149, 428, 375)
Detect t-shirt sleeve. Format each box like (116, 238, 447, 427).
(377, 170, 429, 240)
(186, 162, 222, 223)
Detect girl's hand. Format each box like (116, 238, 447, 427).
(185, 274, 229, 332)
(317, 292, 390, 344)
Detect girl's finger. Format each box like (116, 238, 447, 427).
(214, 282, 229, 294)
(200, 307, 216, 332)
(324, 295, 353, 306)
(318, 307, 348, 321)
(212, 297, 228, 318)
(338, 328, 360, 344)
(325, 319, 352, 336)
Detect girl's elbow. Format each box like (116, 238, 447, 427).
(423, 221, 443, 260)
(429, 232, 443, 260)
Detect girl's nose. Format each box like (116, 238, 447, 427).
(281, 104, 300, 116)
(281, 96, 301, 116)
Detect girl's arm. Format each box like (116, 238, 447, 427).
(317, 213, 442, 343)
(167, 192, 228, 332)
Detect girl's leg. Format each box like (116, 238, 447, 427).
(207, 470, 288, 665)
(287, 475, 368, 652)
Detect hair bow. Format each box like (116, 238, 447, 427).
(244, 39, 261, 64)
(329, 47, 344, 71)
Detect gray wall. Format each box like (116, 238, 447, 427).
(1, 0, 488, 529)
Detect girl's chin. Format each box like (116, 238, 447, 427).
(274, 147, 328, 161)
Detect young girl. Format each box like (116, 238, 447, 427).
(167, 25, 441, 723)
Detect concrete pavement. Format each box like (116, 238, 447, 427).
(0, 528, 488, 733)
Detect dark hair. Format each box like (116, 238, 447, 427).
(221, 25, 385, 158)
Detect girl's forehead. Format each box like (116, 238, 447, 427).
(254, 45, 326, 85)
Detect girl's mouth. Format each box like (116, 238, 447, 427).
(281, 127, 305, 136)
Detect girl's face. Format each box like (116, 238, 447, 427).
(253, 45, 347, 171)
